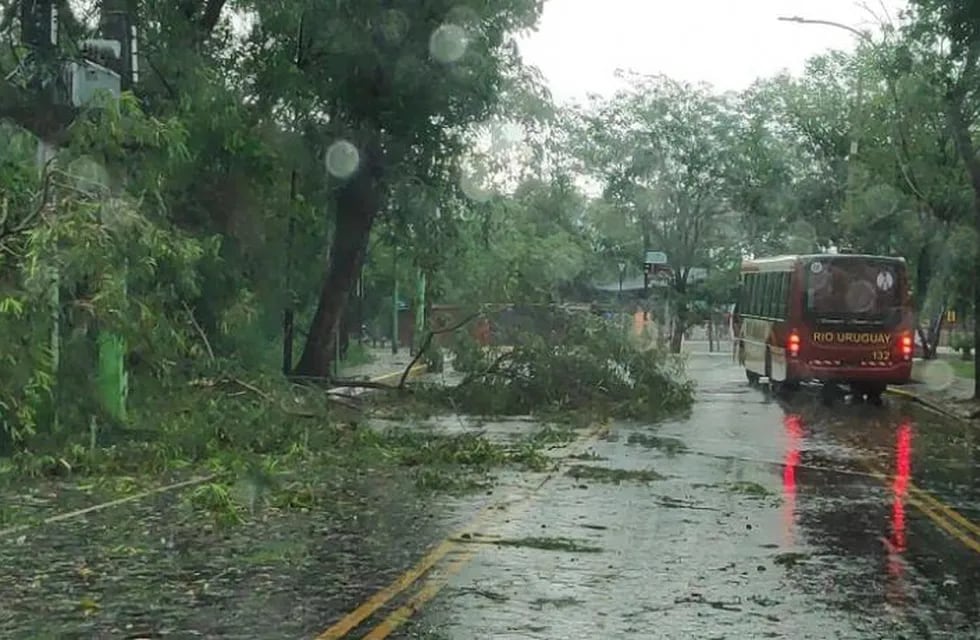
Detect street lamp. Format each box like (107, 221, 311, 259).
(778, 16, 873, 233)
(618, 261, 627, 297)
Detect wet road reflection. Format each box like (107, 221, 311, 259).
(395, 355, 979, 639)
(781, 413, 802, 549)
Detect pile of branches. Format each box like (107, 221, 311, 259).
(435, 307, 695, 419)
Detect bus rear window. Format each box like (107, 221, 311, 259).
(806, 259, 902, 317)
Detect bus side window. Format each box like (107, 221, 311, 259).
(747, 274, 758, 316)
(743, 275, 752, 316)
(755, 274, 764, 316)
(777, 272, 789, 319)
(764, 273, 776, 318)
(754, 273, 763, 317)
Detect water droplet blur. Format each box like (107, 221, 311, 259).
(67, 155, 110, 193)
(921, 359, 955, 391)
(845, 280, 875, 313)
(809, 268, 830, 294)
(490, 121, 525, 151)
(379, 9, 409, 44)
(429, 23, 468, 63)
(787, 219, 816, 252)
(460, 166, 491, 202)
(325, 140, 359, 179)
(100, 197, 136, 233)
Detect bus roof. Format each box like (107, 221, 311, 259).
(741, 253, 907, 272)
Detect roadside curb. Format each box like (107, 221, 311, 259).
(884, 386, 972, 421)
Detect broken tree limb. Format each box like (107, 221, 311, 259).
(455, 349, 518, 389)
(182, 300, 215, 362)
(398, 311, 481, 388)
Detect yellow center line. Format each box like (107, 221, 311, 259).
(862, 459, 979, 554)
(368, 364, 428, 384)
(904, 490, 980, 554)
(359, 428, 575, 640)
(314, 419, 611, 639)
(361, 547, 478, 640)
(906, 483, 980, 540)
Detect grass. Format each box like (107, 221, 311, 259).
(946, 357, 975, 379)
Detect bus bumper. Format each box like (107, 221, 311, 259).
(790, 360, 912, 386)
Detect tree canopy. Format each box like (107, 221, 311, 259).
(2, 0, 979, 450)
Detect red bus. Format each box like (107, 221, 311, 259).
(733, 253, 914, 404)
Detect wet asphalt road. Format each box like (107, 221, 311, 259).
(1, 353, 978, 639)
(376, 353, 980, 639)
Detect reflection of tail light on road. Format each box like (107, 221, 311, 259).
(891, 421, 911, 553)
(885, 420, 912, 607)
(782, 414, 803, 547)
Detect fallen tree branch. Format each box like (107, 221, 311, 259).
(182, 300, 215, 362)
(324, 378, 400, 391)
(398, 311, 481, 388)
(228, 377, 328, 417)
(456, 349, 518, 388)
(0, 474, 217, 539)
(190, 376, 353, 416)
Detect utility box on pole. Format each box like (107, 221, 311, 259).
(63, 60, 120, 107)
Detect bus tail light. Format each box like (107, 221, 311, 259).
(788, 330, 801, 357)
(900, 333, 913, 359)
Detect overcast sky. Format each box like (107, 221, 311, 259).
(516, 0, 909, 102)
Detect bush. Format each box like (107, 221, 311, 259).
(435, 308, 694, 419)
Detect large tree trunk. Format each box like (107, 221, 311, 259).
(293, 130, 383, 379)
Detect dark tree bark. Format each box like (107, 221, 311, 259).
(292, 128, 384, 378)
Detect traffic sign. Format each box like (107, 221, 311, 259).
(644, 250, 667, 265)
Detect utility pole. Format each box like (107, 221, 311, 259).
(18, 0, 133, 428)
(93, 0, 138, 422)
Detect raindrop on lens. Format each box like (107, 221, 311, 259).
(429, 23, 468, 63)
(921, 360, 955, 391)
(460, 168, 491, 202)
(325, 140, 359, 179)
(845, 280, 875, 313)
